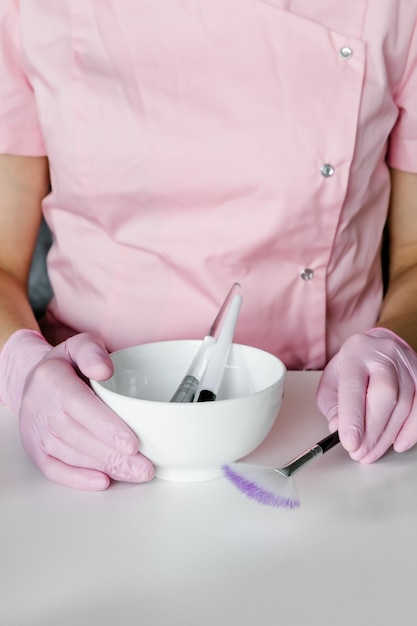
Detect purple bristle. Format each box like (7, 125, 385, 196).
(222, 464, 300, 510)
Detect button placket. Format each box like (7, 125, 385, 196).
(319, 47, 353, 181)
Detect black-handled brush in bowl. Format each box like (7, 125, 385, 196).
(222, 430, 340, 509)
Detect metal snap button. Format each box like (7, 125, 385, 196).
(340, 46, 353, 59)
(321, 164, 335, 178)
(301, 268, 314, 281)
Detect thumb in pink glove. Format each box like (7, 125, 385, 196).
(0, 329, 154, 489)
(316, 327, 417, 463)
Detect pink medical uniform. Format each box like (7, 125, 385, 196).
(0, 1, 417, 369)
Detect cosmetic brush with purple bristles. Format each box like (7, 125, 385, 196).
(222, 431, 340, 509)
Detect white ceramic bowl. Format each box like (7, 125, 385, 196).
(91, 340, 286, 482)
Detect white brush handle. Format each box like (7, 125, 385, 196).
(170, 282, 240, 403)
(170, 335, 215, 402)
(197, 293, 242, 401)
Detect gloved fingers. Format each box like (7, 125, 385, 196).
(37, 413, 154, 482)
(318, 330, 417, 463)
(334, 357, 369, 453)
(53, 332, 114, 381)
(62, 378, 139, 455)
(25, 444, 111, 490)
(27, 358, 139, 456)
(316, 357, 339, 425)
(394, 393, 417, 453)
(347, 364, 404, 462)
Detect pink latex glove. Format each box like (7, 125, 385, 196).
(0, 329, 154, 489)
(317, 327, 417, 463)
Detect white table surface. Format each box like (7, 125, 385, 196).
(1, 371, 417, 626)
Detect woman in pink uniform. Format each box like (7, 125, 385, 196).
(0, 1, 417, 489)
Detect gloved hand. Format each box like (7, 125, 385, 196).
(316, 327, 417, 463)
(0, 329, 154, 489)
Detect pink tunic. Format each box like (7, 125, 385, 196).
(1, 1, 417, 369)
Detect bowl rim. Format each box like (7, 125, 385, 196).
(90, 339, 286, 405)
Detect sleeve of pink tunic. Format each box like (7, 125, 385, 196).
(0, 0, 46, 155)
(388, 20, 417, 173)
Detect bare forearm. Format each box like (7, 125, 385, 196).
(0, 269, 40, 348)
(376, 265, 417, 350)
(0, 154, 50, 349)
(375, 169, 417, 351)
